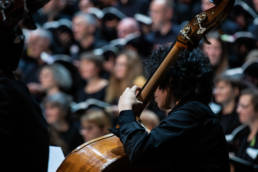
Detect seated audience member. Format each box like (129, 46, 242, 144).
(100, 7, 125, 41)
(105, 49, 145, 104)
(47, 20, 75, 55)
(78, 0, 95, 13)
(229, 32, 257, 68)
(77, 52, 108, 102)
(117, 17, 140, 39)
(117, 17, 153, 58)
(80, 108, 112, 142)
(148, 0, 180, 45)
(213, 73, 243, 134)
(19, 29, 52, 90)
(43, 93, 83, 155)
(34, 0, 69, 25)
(39, 63, 72, 98)
(101, 46, 119, 79)
(114, 0, 150, 17)
(72, 12, 106, 59)
(227, 88, 258, 171)
(202, 31, 228, 77)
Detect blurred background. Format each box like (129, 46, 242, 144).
(16, 0, 258, 170)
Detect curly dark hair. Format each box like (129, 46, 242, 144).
(144, 45, 214, 104)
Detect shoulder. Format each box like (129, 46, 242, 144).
(171, 101, 214, 120)
(226, 125, 249, 142)
(100, 79, 108, 88)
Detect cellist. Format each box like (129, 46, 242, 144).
(115, 46, 230, 171)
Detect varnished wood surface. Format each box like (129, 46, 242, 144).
(57, 134, 126, 172)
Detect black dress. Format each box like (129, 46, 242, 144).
(0, 74, 49, 172)
(219, 109, 241, 135)
(230, 126, 258, 163)
(76, 85, 107, 102)
(114, 101, 230, 172)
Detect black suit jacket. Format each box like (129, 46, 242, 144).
(0, 74, 49, 172)
(116, 101, 230, 172)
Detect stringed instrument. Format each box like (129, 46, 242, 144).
(57, 0, 235, 171)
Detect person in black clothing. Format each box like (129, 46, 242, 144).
(43, 93, 83, 155)
(114, 0, 150, 17)
(213, 74, 243, 134)
(71, 12, 107, 59)
(114, 47, 230, 171)
(76, 52, 108, 102)
(0, 1, 49, 171)
(147, 0, 180, 45)
(229, 89, 258, 167)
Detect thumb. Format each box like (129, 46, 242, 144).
(136, 99, 143, 104)
(131, 85, 140, 93)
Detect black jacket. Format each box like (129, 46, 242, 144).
(0, 74, 49, 172)
(116, 101, 230, 171)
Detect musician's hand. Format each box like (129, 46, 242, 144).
(118, 85, 142, 113)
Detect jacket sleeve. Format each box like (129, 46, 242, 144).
(117, 109, 200, 164)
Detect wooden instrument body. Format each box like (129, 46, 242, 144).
(57, 134, 155, 172)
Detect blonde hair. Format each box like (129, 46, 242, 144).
(105, 49, 143, 103)
(81, 109, 112, 130)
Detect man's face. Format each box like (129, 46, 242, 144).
(72, 16, 89, 41)
(150, 2, 166, 30)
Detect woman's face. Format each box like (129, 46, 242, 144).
(154, 87, 175, 112)
(203, 38, 222, 66)
(214, 81, 236, 105)
(44, 103, 63, 124)
(40, 68, 56, 90)
(80, 121, 104, 142)
(237, 94, 257, 125)
(79, 59, 99, 80)
(114, 55, 127, 80)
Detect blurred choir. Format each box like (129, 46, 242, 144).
(16, 0, 258, 171)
